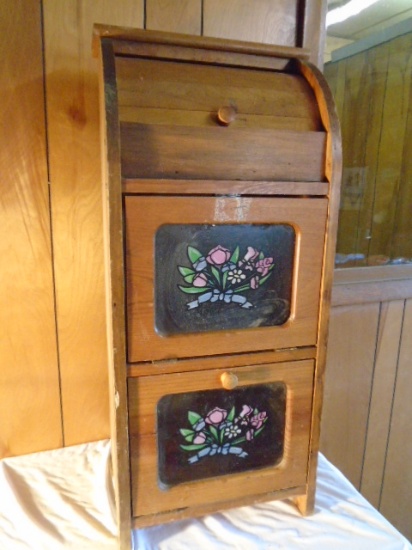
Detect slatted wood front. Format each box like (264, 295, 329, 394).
(116, 57, 326, 181)
(120, 124, 326, 180)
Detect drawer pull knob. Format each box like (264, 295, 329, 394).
(217, 105, 237, 126)
(221, 372, 238, 390)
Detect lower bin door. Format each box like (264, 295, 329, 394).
(128, 358, 314, 523)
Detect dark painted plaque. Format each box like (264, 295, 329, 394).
(155, 224, 295, 335)
(157, 383, 286, 488)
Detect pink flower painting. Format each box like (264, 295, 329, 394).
(178, 243, 275, 310)
(179, 404, 268, 464)
(206, 245, 231, 266)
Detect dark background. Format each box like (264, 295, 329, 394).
(157, 383, 286, 488)
(155, 224, 295, 335)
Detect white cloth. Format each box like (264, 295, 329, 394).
(0, 440, 410, 550)
(0, 440, 117, 550)
(135, 454, 411, 550)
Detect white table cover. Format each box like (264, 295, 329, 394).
(0, 440, 410, 550)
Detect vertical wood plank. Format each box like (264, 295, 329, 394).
(335, 51, 371, 259)
(380, 299, 412, 541)
(0, 0, 62, 457)
(354, 45, 389, 264)
(324, 57, 347, 123)
(203, 0, 299, 46)
(320, 303, 379, 488)
(391, 55, 412, 260)
(360, 300, 404, 507)
(301, 0, 327, 68)
(326, 33, 412, 266)
(43, 0, 143, 447)
(146, 0, 201, 35)
(380, 300, 412, 540)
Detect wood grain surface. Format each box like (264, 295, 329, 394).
(129, 359, 314, 523)
(380, 299, 412, 541)
(125, 196, 327, 362)
(146, 0, 201, 35)
(120, 124, 326, 181)
(320, 303, 380, 488)
(325, 32, 412, 266)
(203, 0, 298, 46)
(43, 0, 144, 446)
(321, 269, 412, 541)
(115, 56, 321, 122)
(0, 0, 62, 458)
(360, 300, 404, 507)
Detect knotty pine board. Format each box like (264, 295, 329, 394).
(0, 0, 62, 458)
(43, 0, 144, 447)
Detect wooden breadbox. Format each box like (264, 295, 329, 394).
(95, 24, 341, 545)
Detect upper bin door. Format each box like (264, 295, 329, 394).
(115, 56, 327, 184)
(125, 195, 327, 363)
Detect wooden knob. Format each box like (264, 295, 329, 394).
(220, 372, 239, 390)
(217, 105, 237, 126)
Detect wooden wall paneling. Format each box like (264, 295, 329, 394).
(145, 0, 201, 35)
(332, 279, 412, 307)
(43, 1, 143, 446)
(323, 60, 342, 113)
(333, 264, 412, 285)
(325, 33, 412, 265)
(380, 299, 412, 541)
(359, 300, 404, 507)
(320, 303, 380, 488)
(203, 0, 299, 46)
(335, 51, 371, 258)
(368, 33, 412, 261)
(0, 0, 62, 457)
(354, 45, 390, 264)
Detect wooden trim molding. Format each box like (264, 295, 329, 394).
(93, 23, 311, 60)
(332, 265, 412, 306)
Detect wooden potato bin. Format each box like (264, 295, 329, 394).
(95, 25, 341, 542)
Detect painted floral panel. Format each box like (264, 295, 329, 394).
(155, 224, 295, 335)
(157, 383, 286, 487)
